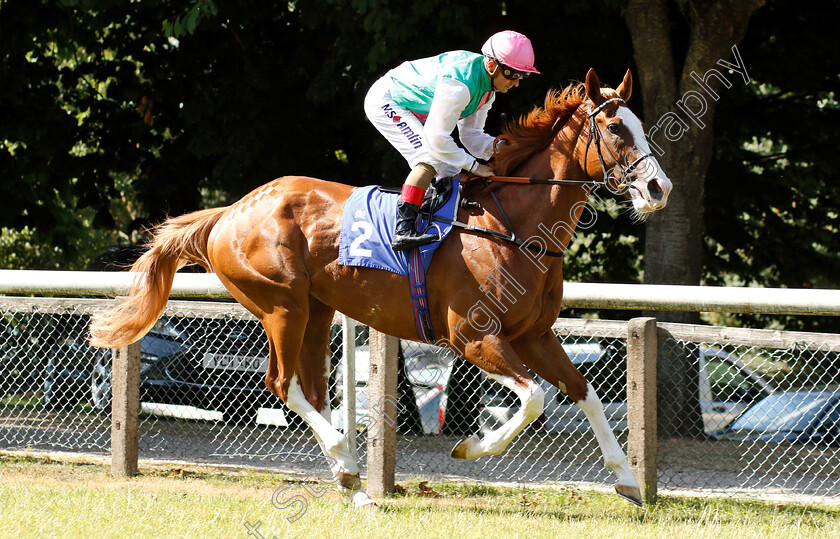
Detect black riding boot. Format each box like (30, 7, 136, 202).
(392, 200, 438, 251)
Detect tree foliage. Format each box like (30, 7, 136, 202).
(1, 0, 837, 329)
(703, 0, 840, 330)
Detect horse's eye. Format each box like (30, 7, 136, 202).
(607, 123, 620, 134)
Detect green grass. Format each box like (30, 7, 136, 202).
(1, 452, 838, 539)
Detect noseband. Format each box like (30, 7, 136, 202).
(584, 97, 655, 192)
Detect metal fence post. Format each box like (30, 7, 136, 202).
(341, 315, 357, 452)
(626, 317, 658, 503)
(366, 329, 398, 497)
(111, 342, 140, 476)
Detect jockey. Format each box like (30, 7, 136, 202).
(364, 30, 539, 251)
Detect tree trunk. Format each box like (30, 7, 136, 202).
(625, 0, 765, 436)
(627, 0, 765, 324)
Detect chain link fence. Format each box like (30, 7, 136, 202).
(1, 297, 838, 504)
(655, 326, 840, 503)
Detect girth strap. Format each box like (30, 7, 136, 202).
(408, 247, 436, 343)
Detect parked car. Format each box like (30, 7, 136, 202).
(42, 314, 291, 424)
(710, 391, 840, 445)
(331, 341, 451, 435)
(41, 245, 294, 423)
(699, 346, 775, 431)
(476, 343, 774, 435)
(0, 317, 42, 399)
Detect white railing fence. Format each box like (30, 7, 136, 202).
(3, 269, 840, 315)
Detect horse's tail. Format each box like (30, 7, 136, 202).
(89, 206, 228, 348)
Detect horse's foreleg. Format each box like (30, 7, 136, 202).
(450, 373, 544, 460)
(575, 382, 641, 505)
(515, 333, 642, 506)
(450, 335, 544, 460)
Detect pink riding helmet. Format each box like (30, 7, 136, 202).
(481, 30, 540, 74)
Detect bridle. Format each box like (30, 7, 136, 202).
(488, 97, 655, 193)
(584, 97, 655, 194)
(446, 97, 659, 258)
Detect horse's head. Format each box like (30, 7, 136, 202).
(581, 68, 672, 216)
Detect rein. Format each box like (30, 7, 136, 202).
(433, 175, 587, 259)
(483, 176, 600, 186)
(434, 212, 567, 258)
(437, 97, 654, 259)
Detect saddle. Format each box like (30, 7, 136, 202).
(339, 176, 468, 343)
(378, 175, 459, 216)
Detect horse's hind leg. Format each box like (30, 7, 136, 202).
(513, 332, 642, 506)
(262, 297, 375, 508)
(449, 335, 545, 460)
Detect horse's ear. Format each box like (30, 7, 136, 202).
(585, 68, 604, 106)
(616, 69, 632, 101)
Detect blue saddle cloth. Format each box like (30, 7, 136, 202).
(338, 178, 460, 275)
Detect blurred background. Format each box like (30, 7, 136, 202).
(1, 0, 838, 331)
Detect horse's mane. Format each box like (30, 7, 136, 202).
(493, 83, 586, 176)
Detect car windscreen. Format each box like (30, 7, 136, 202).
(729, 393, 834, 433)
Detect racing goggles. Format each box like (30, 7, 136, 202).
(498, 63, 529, 80)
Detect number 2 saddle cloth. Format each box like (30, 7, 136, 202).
(338, 176, 461, 276)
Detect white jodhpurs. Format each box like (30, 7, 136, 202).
(363, 76, 461, 179)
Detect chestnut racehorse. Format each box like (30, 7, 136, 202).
(90, 69, 672, 507)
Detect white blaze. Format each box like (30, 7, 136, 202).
(616, 106, 672, 210)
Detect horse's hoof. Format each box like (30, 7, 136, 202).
(449, 434, 479, 460)
(348, 489, 377, 509)
(615, 484, 643, 506)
